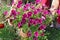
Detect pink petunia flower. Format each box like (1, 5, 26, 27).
(17, 1, 22, 8)
(38, 24, 46, 30)
(18, 22, 22, 28)
(3, 11, 8, 16)
(34, 31, 39, 37)
(35, 0, 41, 4)
(27, 30, 32, 37)
(27, 12, 32, 18)
(57, 9, 60, 15)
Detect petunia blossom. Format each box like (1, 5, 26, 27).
(11, 10, 17, 16)
(17, 1, 22, 8)
(38, 24, 46, 30)
(27, 30, 32, 37)
(35, 0, 41, 4)
(23, 3, 30, 11)
(57, 9, 60, 15)
(18, 22, 22, 28)
(27, 12, 32, 18)
(34, 31, 39, 37)
(3, 11, 8, 16)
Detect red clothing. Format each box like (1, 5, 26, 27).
(59, 0, 60, 5)
(59, 0, 60, 7)
(41, 0, 47, 5)
(41, 0, 52, 8)
(45, 0, 51, 8)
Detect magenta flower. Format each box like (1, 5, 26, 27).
(23, 5, 28, 11)
(30, 5, 35, 10)
(33, 20, 37, 26)
(41, 16, 46, 20)
(38, 18, 43, 24)
(3, 11, 8, 16)
(57, 9, 60, 15)
(18, 22, 22, 28)
(28, 23, 31, 27)
(35, 18, 39, 23)
(11, 10, 17, 16)
(43, 10, 49, 15)
(33, 10, 38, 15)
(42, 4, 46, 7)
(40, 33, 45, 36)
(33, 36, 38, 40)
(35, 0, 41, 4)
(17, 1, 22, 8)
(38, 24, 46, 30)
(29, 18, 39, 26)
(37, 8, 41, 12)
(29, 18, 36, 25)
(23, 3, 30, 11)
(21, 18, 26, 24)
(29, 18, 34, 24)
(34, 31, 39, 37)
(27, 30, 32, 37)
(16, 12, 20, 15)
(22, 13, 28, 19)
(25, 3, 30, 7)
(27, 12, 32, 18)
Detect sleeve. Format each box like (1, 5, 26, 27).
(50, 0, 59, 15)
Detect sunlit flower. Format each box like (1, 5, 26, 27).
(34, 31, 39, 37)
(27, 12, 32, 18)
(27, 30, 32, 37)
(18, 22, 22, 28)
(33, 10, 38, 15)
(57, 9, 60, 15)
(38, 24, 46, 30)
(3, 11, 8, 16)
(25, 3, 30, 7)
(33, 36, 38, 40)
(22, 13, 28, 19)
(41, 16, 46, 20)
(21, 18, 26, 24)
(28, 23, 31, 27)
(23, 6, 28, 11)
(23, 3, 30, 11)
(35, 0, 41, 4)
(11, 10, 17, 16)
(17, 1, 22, 8)
(30, 5, 35, 10)
(43, 10, 49, 15)
(29, 18, 37, 26)
(38, 18, 43, 24)
(37, 8, 41, 12)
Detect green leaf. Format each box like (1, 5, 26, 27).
(23, 23, 28, 33)
(30, 25, 38, 33)
(44, 15, 52, 25)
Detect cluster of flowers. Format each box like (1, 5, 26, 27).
(3, 0, 60, 40)
(16, 0, 50, 39)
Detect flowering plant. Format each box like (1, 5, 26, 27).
(3, 0, 59, 40)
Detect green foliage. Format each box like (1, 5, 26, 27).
(23, 23, 29, 32)
(0, 24, 16, 40)
(30, 25, 39, 33)
(46, 27, 60, 40)
(44, 15, 52, 25)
